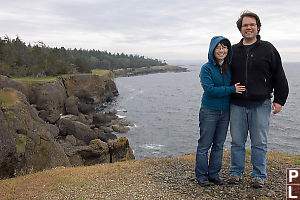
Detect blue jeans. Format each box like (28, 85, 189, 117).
(195, 108, 229, 181)
(230, 99, 271, 181)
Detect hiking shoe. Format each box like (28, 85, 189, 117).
(197, 178, 213, 187)
(227, 176, 241, 185)
(252, 178, 264, 188)
(208, 177, 225, 185)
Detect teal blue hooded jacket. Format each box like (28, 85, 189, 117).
(199, 36, 236, 110)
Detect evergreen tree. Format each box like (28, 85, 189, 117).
(0, 35, 167, 77)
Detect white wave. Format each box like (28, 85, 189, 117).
(117, 109, 127, 113)
(139, 144, 165, 150)
(152, 151, 161, 154)
(116, 114, 126, 119)
(126, 124, 137, 128)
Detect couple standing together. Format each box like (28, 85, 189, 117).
(195, 11, 289, 188)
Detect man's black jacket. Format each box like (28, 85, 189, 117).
(230, 36, 289, 106)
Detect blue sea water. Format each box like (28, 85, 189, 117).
(109, 63, 300, 159)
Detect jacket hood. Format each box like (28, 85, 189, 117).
(208, 36, 232, 65)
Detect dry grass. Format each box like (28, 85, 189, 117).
(0, 151, 298, 200)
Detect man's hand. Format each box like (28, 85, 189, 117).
(234, 83, 246, 94)
(272, 102, 282, 114)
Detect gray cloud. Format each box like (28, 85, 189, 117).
(1, 0, 300, 62)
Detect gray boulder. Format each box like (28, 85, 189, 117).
(57, 115, 117, 144)
(65, 96, 79, 115)
(58, 138, 110, 166)
(26, 79, 67, 123)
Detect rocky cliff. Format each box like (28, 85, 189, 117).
(0, 73, 134, 179)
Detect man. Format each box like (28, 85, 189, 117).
(228, 11, 289, 188)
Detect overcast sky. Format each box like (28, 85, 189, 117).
(1, 0, 300, 64)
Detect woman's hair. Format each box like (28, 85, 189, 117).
(213, 39, 231, 76)
(236, 10, 261, 34)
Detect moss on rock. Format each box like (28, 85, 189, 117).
(0, 88, 20, 107)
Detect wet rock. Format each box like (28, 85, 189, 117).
(112, 124, 130, 133)
(107, 109, 118, 115)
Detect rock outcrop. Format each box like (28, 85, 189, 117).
(0, 88, 70, 178)
(0, 72, 134, 179)
(26, 79, 67, 123)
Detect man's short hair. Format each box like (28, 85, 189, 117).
(236, 10, 261, 33)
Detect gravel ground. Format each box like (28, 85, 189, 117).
(0, 151, 298, 200)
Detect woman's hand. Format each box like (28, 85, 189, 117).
(234, 83, 246, 94)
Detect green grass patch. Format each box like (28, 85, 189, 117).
(0, 88, 19, 107)
(13, 76, 57, 83)
(295, 156, 300, 165)
(15, 134, 27, 153)
(32, 119, 39, 126)
(39, 145, 47, 151)
(92, 69, 110, 76)
(13, 70, 110, 83)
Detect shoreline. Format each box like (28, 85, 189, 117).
(112, 65, 188, 77)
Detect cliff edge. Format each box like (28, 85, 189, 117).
(0, 72, 134, 179)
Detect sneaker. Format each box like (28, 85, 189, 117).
(197, 178, 213, 187)
(227, 176, 241, 185)
(252, 178, 264, 188)
(208, 177, 225, 185)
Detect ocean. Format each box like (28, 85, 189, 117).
(109, 63, 300, 159)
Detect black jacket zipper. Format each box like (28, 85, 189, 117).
(245, 53, 248, 97)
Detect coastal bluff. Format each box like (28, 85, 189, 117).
(0, 72, 134, 179)
(0, 152, 298, 199)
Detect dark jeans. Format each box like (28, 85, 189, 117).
(195, 108, 229, 181)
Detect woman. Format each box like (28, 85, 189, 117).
(195, 36, 245, 186)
